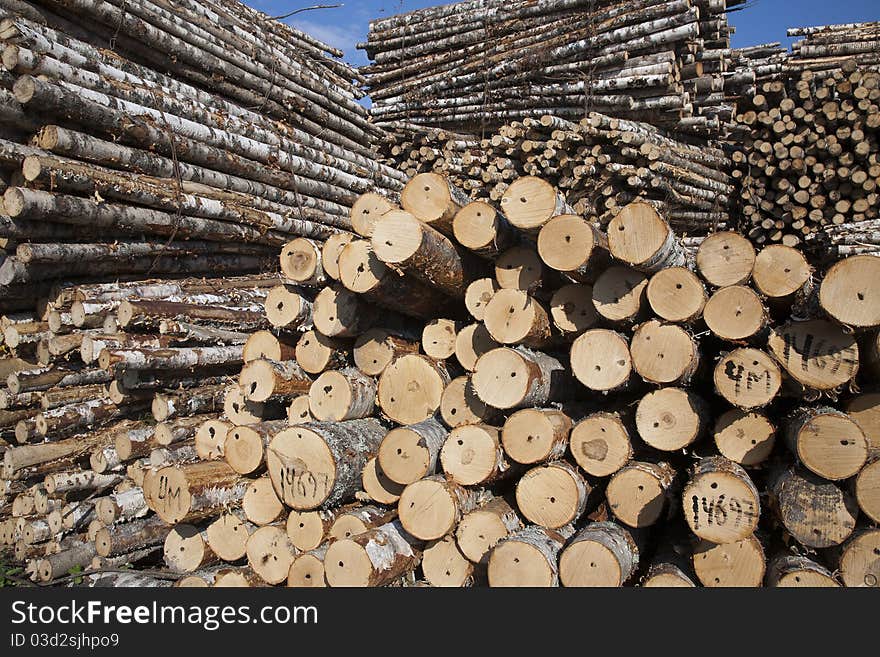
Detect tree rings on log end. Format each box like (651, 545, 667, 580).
(570, 413, 633, 477)
(713, 409, 776, 466)
(592, 266, 647, 323)
(704, 286, 766, 341)
(714, 348, 781, 409)
(693, 536, 765, 587)
(753, 245, 811, 298)
(820, 255, 880, 329)
(647, 267, 706, 323)
(377, 354, 447, 425)
(697, 231, 756, 288)
(570, 329, 631, 392)
(515, 462, 588, 530)
(636, 388, 706, 451)
(767, 319, 859, 391)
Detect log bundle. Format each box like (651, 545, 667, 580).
(0, 0, 407, 314)
(5, 170, 879, 590)
(361, 0, 749, 137)
(730, 24, 880, 250)
(376, 112, 734, 234)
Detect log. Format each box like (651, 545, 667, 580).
(441, 424, 513, 486)
(713, 409, 777, 467)
(646, 267, 707, 323)
(558, 522, 640, 587)
(351, 192, 397, 238)
(377, 354, 450, 425)
(439, 375, 498, 428)
(855, 458, 880, 524)
(630, 320, 700, 385)
(144, 461, 246, 525)
(280, 238, 325, 287)
(398, 475, 487, 541)
(455, 496, 522, 565)
(267, 419, 385, 510)
(592, 265, 648, 324)
(353, 328, 420, 377)
(242, 477, 284, 527)
(483, 289, 553, 348)
(570, 412, 633, 478)
(768, 465, 858, 549)
(683, 457, 761, 544)
(371, 209, 485, 298)
(246, 525, 297, 585)
(244, 331, 297, 364)
(454, 323, 499, 371)
(422, 534, 474, 587)
(323, 520, 420, 587)
(239, 359, 312, 403)
(206, 511, 253, 562)
(703, 285, 768, 341)
(308, 368, 376, 422)
(784, 407, 868, 481)
(287, 544, 329, 588)
(264, 285, 313, 330)
(636, 387, 708, 452)
(329, 505, 398, 542)
(570, 329, 632, 392)
(472, 346, 570, 410)
(152, 385, 224, 422)
(752, 245, 813, 300)
(400, 173, 470, 235)
(537, 214, 609, 282)
(223, 420, 287, 476)
(295, 330, 348, 375)
(607, 461, 676, 528)
(465, 278, 499, 322)
(819, 255, 880, 330)
(501, 408, 571, 466)
(766, 554, 839, 587)
(692, 535, 766, 588)
(321, 233, 355, 281)
(422, 319, 459, 361)
(338, 239, 453, 319)
(713, 348, 782, 410)
(287, 396, 315, 426)
(549, 284, 599, 336)
(607, 202, 687, 273)
(488, 525, 574, 588)
(164, 524, 219, 574)
(832, 528, 880, 588)
(494, 247, 545, 293)
(696, 231, 756, 288)
(94, 515, 168, 557)
(767, 319, 859, 391)
(99, 345, 244, 373)
(453, 201, 515, 259)
(515, 460, 589, 530)
(378, 418, 448, 486)
(500, 176, 571, 234)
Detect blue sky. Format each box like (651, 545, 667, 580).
(248, 0, 879, 68)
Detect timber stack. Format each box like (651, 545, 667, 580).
(0, 0, 406, 313)
(5, 170, 879, 589)
(376, 111, 734, 234)
(731, 23, 880, 251)
(360, 0, 749, 137)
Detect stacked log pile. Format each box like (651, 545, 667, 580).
(377, 112, 734, 234)
(730, 24, 880, 250)
(6, 172, 879, 589)
(361, 0, 749, 138)
(0, 0, 407, 313)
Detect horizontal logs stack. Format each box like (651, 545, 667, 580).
(377, 112, 734, 234)
(7, 171, 879, 588)
(360, 0, 749, 138)
(0, 0, 406, 312)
